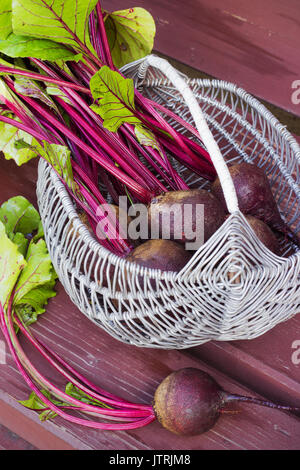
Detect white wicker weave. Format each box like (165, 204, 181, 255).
(36, 55, 300, 349)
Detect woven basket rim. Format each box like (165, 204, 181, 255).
(123, 55, 300, 161)
(36, 64, 300, 347)
(37, 60, 300, 349)
(188, 78, 300, 161)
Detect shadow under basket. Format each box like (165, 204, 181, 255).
(36, 55, 300, 350)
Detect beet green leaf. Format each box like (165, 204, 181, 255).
(12, 0, 98, 56)
(104, 7, 156, 69)
(90, 66, 141, 132)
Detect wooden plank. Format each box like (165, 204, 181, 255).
(0, 394, 77, 450)
(103, 0, 300, 118)
(192, 316, 300, 410)
(0, 423, 37, 450)
(1, 288, 300, 450)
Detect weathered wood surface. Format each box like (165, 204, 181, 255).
(103, 0, 300, 118)
(1, 281, 300, 450)
(0, 424, 37, 451)
(0, 0, 300, 450)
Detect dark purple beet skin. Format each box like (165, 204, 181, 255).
(211, 162, 282, 228)
(125, 239, 192, 272)
(153, 368, 226, 436)
(212, 162, 300, 248)
(152, 367, 300, 436)
(148, 189, 226, 245)
(245, 215, 280, 255)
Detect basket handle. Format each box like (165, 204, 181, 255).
(139, 55, 239, 214)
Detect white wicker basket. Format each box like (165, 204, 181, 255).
(36, 55, 300, 349)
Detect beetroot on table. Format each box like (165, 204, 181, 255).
(153, 368, 300, 436)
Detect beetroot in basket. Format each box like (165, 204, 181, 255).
(212, 162, 300, 247)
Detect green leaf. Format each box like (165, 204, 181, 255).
(0, 0, 12, 40)
(10, 227, 57, 327)
(0, 76, 19, 103)
(0, 195, 57, 326)
(0, 220, 26, 308)
(0, 195, 41, 236)
(19, 389, 51, 411)
(54, 54, 83, 69)
(19, 389, 69, 421)
(14, 303, 36, 327)
(15, 278, 56, 315)
(11, 232, 29, 257)
(0, 33, 77, 61)
(0, 54, 15, 68)
(15, 266, 57, 325)
(38, 409, 59, 421)
(0, 79, 43, 166)
(90, 66, 141, 132)
(135, 125, 161, 151)
(3, 133, 79, 199)
(46, 85, 73, 105)
(14, 75, 60, 113)
(12, 0, 98, 55)
(13, 238, 55, 304)
(0, 117, 38, 165)
(104, 7, 156, 69)
(36, 141, 79, 195)
(65, 382, 112, 409)
(32, 220, 44, 242)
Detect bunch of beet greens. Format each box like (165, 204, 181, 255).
(0, 0, 215, 256)
(0, 0, 212, 433)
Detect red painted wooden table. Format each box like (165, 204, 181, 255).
(0, 1, 300, 451)
(106, 0, 300, 118)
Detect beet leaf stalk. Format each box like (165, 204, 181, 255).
(0, 196, 155, 429)
(0, 300, 156, 429)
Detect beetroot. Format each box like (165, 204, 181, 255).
(153, 368, 299, 436)
(211, 162, 299, 247)
(125, 239, 192, 272)
(245, 215, 280, 255)
(148, 189, 226, 248)
(153, 368, 224, 435)
(211, 162, 281, 225)
(111, 239, 192, 312)
(68, 211, 95, 239)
